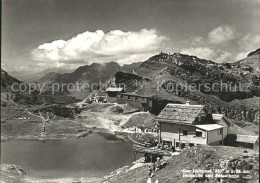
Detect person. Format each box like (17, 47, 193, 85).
(148, 165, 152, 177)
(147, 177, 152, 183)
(155, 157, 161, 171)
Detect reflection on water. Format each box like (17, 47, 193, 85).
(1, 133, 135, 179)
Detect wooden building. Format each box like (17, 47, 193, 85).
(117, 93, 154, 112)
(106, 87, 124, 103)
(157, 102, 232, 148)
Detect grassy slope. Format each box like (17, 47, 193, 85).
(104, 146, 259, 183)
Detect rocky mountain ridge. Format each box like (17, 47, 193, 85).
(1, 69, 78, 105)
(113, 50, 260, 123)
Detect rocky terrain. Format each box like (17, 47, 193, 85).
(112, 49, 260, 124)
(8, 48, 258, 124)
(34, 62, 142, 99)
(103, 146, 259, 183)
(0, 164, 103, 183)
(1, 69, 78, 105)
(1, 144, 258, 183)
(9, 67, 74, 83)
(1, 49, 259, 183)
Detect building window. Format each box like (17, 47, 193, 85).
(127, 96, 131, 100)
(180, 142, 185, 149)
(196, 131, 202, 137)
(217, 128, 223, 135)
(182, 130, 188, 136)
(176, 142, 180, 148)
(134, 97, 139, 101)
(189, 143, 194, 147)
(120, 95, 124, 99)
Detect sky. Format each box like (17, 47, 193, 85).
(2, 0, 260, 72)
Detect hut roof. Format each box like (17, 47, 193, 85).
(157, 103, 205, 124)
(106, 87, 123, 92)
(195, 124, 224, 131)
(236, 135, 259, 144)
(212, 114, 233, 125)
(119, 92, 153, 98)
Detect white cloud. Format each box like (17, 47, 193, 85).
(235, 51, 248, 61)
(215, 51, 233, 62)
(116, 53, 156, 65)
(181, 47, 218, 60)
(1, 62, 6, 69)
(208, 25, 236, 44)
(181, 25, 260, 62)
(238, 34, 260, 52)
(180, 47, 234, 62)
(31, 29, 166, 66)
(191, 36, 205, 45)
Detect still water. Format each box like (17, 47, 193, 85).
(1, 133, 135, 179)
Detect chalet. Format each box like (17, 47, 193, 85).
(105, 75, 124, 103)
(106, 87, 124, 103)
(117, 93, 154, 112)
(157, 102, 232, 149)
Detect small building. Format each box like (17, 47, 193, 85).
(106, 87, 124, 103)
(117, 93, 154, 112)
(157, 102, 232, 149)
(236, 135, 259, 151)
(212, 114, 233, 139)
(90, 92, 107, 103)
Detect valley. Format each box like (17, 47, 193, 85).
(1, 49, 259, 183)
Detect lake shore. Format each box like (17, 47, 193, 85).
(0, 157, 148, 183)
(0, 164, 104, 183)
(0, 104, 153, 182)
(1, 133, 137, 183)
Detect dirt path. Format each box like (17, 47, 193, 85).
(27, 111, 50, 139)
(79, 106, 146, 133)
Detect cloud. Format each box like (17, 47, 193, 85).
(181, 47, 218, 60)
(191, 36, 205, 45)
(181, 25, 260, 62)
(235, 51, 249, 61)
(238, 33, 260, 51)
(215, 51, 233, 62)
(180, 47, 234, 62)
(208, 25, 236, 44)
(31, 29, 166, 66)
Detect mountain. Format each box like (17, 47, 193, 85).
(1, 69, 43, 105)
(122, 62, 142, 73)
(9, 68, 73, 83)
(1, 69, 78, 105)
(247, 48, 260, 57)
(37, 62, 143, 84)
(113, 51, 259, 123)
(26, 50, 259, 123)
(234, 48, 260, 73)
(36, 62, 142, 99)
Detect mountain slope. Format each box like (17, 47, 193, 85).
(1, 69, 77, 105)
(36, 62, 142, 99)
(234, 48, 260, 72)
(9, 67, 73, 83)
(113, 51, 259, 123)
(1, 69, 44, 105)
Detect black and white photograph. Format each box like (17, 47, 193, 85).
(1, 0, 259, 182)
